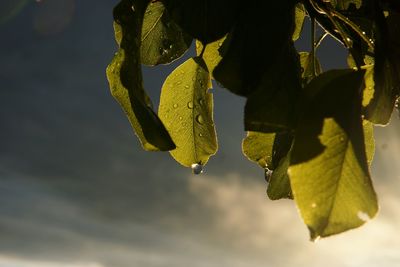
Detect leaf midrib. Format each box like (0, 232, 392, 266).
(319, 131, 350, 234)
(141, 4, 164, 42)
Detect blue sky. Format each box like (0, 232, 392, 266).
(1, 1, 400, 267)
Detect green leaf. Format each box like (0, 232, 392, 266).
(106, 0, 175, 151)
(363, 120, 375, 165)
(364, 61, 398, 125)
(289, 70, 378, 239)
(299, 52, 322, 86)
(244, 45, 302, 132)
(213, 1, 298, 96)
(242, 132, 275, 169)
(267, 151, 293, 200)
(242, 131, 293, 200)
(163, 0, 239, 44)
(195, 36, 225, 77)
(364, 8, 400, 125)
(140, 1, 192, 66)
(158, 57, 217, 167)
(293, 3, 306, 41)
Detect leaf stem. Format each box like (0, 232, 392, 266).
(330, 10, 375, 50)
(309, 0, 374, 50)
(315, 32, 329, 49)
(311, 17, 317, 77)
(309, 0, 353, 49)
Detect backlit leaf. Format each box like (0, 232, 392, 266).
(299, 52, 322, 86)
(140, 1, 192, 65)
(158, 57, 217, 167)
(242, 132, 275, 169)
(293, 3, 306, 41)
(106, 0, 175, 151)
(242, 131, 293, 200)
(363, 120, 375, 165)
(289, 70, 378, 239)
(195, 36, 225, 77)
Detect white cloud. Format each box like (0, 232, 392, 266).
(0, 255, 103, 267)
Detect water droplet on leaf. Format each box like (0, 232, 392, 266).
(311, 235, 321, 243)
(191, 163, 203, 175)
(357, 211, 370, 222)
(264, 168, 273, 183)
(195, 114, 204, 124)
(345, 37, 353, 48)
(173, 103, 178, 108)
(187, 101, 194, 109)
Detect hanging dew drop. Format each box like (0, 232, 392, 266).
(191, 163, 203, 175)
(345, 37, 353, 48)
(264, 168, 273, 183)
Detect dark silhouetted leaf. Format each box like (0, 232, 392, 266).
(106, 0, 175, 151)
(158, 57, 217, 167)
(163, 0, 239, 44)
(244, 45, 302, 132)
(140, 1, 192, 65)
(365, 9, 400, 125)
(213, 1, 298, 96)
(267, 151, 293, 200)
(332, 0, 362, 9)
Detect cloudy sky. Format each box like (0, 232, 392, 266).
(1, 1, 400, 267)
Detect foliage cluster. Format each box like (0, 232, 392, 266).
(106, 0, 400, 239)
